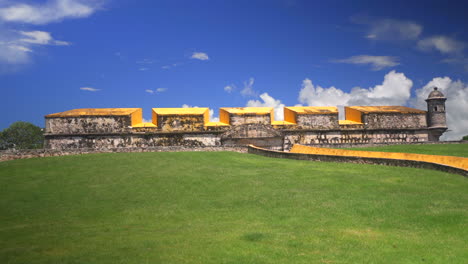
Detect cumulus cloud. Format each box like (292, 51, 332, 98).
(224, 85, 235, 93)
(412, 77, 468, 140)
(145, 89, 154, 94)
(333, 55, 399, 71)
(354, 17, 422, 41)
(0, 0, 102, 25)
(80, 87, 99, 92)
(181, 104, 219, 122)
(418, 36, 465, 54)
(241, 77, 257, 97)
(191, 52, 209, 61)
(299, 70, 413, 107)
(0, 30, 70, 67)
(246, 92, 285, 121)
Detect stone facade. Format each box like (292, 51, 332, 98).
(44, 88, 448, 151)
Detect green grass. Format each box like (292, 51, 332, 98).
(347, 143, 468, 157)
(0, 152, 467, 264)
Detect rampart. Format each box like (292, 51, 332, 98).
(248, 145, 468, 177)
(43, 104, 445, 150)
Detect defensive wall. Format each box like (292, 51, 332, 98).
(44, 105, 443, 150)
(248, 144, 468, 177)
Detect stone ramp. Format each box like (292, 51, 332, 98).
(290, 144, 468, 171)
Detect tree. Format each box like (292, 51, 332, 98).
(463, 135, 468, 141)
(0, 122, 44, 150)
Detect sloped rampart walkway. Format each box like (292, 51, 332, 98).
(247, 145, 468, 177)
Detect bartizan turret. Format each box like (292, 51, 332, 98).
(426, 87, 448, 141)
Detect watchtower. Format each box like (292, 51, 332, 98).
(426, 87, 448, 141)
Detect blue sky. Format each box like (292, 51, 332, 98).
(1, 0, 467, 139)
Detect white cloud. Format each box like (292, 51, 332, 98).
(241, 77, 257, 97)
(333, 55, 399, 71)
(246, 92, 285, 121)
(145, 89, 154, 94)
(191, 52, 209, 61)
(156, 88, 167, 92)
(139, 67, 149, 71)
(19, 30, 70, 46)
(0, 30, 70, 67)
(224, 85, 235, 93)
(412, 77, 468, 140)
(355, 18, 422, 41)
(80, 87, 99, 92)
(299, 70, 412, 107)
(418, 36, 465, 54)
(181, 104, 218, 122)
(0, 0, 101, 25)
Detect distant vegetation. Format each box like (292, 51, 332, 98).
(0, 122, 43, 150)
(0, 152, 466, 263)
(463, 135, 468, 140)
(347, 143, 468, 157)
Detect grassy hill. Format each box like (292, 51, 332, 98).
(0, 151, 467, 263)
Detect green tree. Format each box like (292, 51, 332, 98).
(0, 122, 44, 150)
(463, 135, 468, 140)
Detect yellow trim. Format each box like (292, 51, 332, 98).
(271, 121, 296, 125)
(290, 145, 468, 170)
(285, 106, 338, 114)
(132, 122, 157, 128)
(220, 107, 273, 115)
(338, 120, 363, 125)
(46, 108, 142, 118)
(347, 106, 426, 114)
(344, 107, 362, 123)
(152, 108, 209, 115)
(205, 121, 230, 127)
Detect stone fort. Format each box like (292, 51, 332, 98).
(44, 88, 448, 151)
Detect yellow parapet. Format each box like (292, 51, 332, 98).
(346, 106, 426, 114)
(204, 121, 230, 127)
(45, 108, 143, 126)
(132, 122, 157, 128)
(290, 144, 468, 170)
(338, 120, 363, 125)
(219, 107, 274, 124)
(152, 108, 210, 127)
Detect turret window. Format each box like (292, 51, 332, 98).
(434, 106, 438, 111)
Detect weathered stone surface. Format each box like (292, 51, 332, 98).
(46, 116, 132, 134)
(229, 114, 271, 125)
(363, 113, 427, 129)
(296, 114, 339, 129)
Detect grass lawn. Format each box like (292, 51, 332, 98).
(0, 152, 467, 263)
(347, 143, 468, 157)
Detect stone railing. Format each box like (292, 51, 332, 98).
(0, 146, 248, 162)
(248, 145, 468, 177)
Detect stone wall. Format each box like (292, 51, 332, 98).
(0, 146, 248, 162)
(157, 115, 206, 131)
(45, 133, 222, 150)
(363, 113, 427, 129)
(46, 116, 132, 134)
(283, 129, 430, 150)
(229, 114, 271, 125)
(296, 114, 339, 129)
(248, 145, 468, 177)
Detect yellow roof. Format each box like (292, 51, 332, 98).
(152, 108, 209, 115)
(339, 120, 363, 125)
(46, 108, 141, 117)
(286, 106, 338, 114)
(204, 122, 230, 127)
(271, 120, 297, 125)
(347, 106, 426, 114)
(132, 122, 157, 128)
(220, 107, 273, 115)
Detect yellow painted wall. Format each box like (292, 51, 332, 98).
(284, 108, 296, 123)
(290, 144, 468, 170)
(220, 109, 230, 124)
(152, 109, 158, 127)
(130, 109, 143, 126)
(345, 107, 362, 123)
